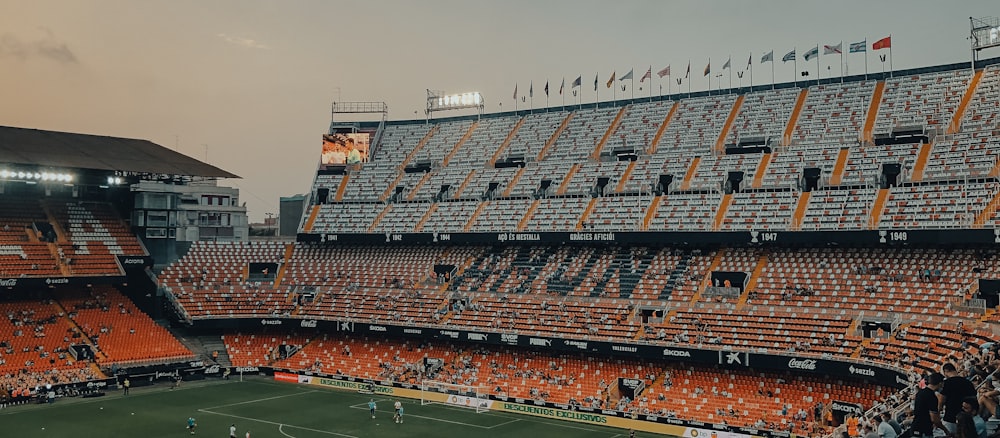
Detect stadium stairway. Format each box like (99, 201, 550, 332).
(441, 121, 478, 167)
(908, 142, 934, 182)
(868, 188, 890, 228)
(782, 88, 809, 146)
(948, 68, 984, 134)
(790, 191, 812, 230)
(614, 160, 637, 193)
(680, 157, 701, 190)
(303, 205, 320, 232)
(647, 101, 678, 155)
(407, 173, 433, 201)
(334, 174, 350, 201)
(828, 147, 850, 186)
(591, 105, 629, 160)
(658, 254, 692, 300)
(413, 203, 438, 232)
(399, 125, 439, 169)
(39, 201, 69, 243)
(714, 95, 744, 154)
(689, 249, 727, 304)
(197, 335, 233, 368)
(736, 253, 768, 308)
(451, 170, 476, 199)
(536, 112, 574, 161)
(751, 153, 772, 189)
(575, 198, 599, 230)
(489, 117, 525, 167)
(641, 196, 661, 231)
(974, 190, 1000, 228)
(862, 81, 885, 143)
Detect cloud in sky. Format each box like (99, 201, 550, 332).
(0, 29, 78, 64)
(217, 33, 269, 50)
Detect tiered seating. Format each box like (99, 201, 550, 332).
(411, 166, 474, 200)
(546, 107, 618, 161)
(420, 200, 480, 232)
(630, 248, 712, 304)
(688, 154, 763, 191)
(0, 243, 61, 277)
(503, 111, 566, 160)
(311, 203, 385, 233)
(521, 197, 588, 231)
(506, 161, 575, 198)
(877, 182, 996, 229)
(560, 161, 630, 197)
(225, 333, 311, 368)
(721, 190, 797, 230)
(372, 202, 433, 233)
(283, 245, 444, 290)
(56, 286, 193, 366)
(652, 94, 736, 156)
(862, 321, 990, 373)
(371, 123, 433, 166)
(839, 143, 922, 186)
(584, 195, 650, 231)
(48, 201, 146, 275)
(450, 116, 519, 167)
(922, 66, 1000, 181)
(467, 199, 533, 232)
(449, 294, 639, 339)
(650, 307, 861, 356)
(160, 241, 288, 318)
(455, 167, 518, 200)
(340, 164, 399, 201)
(0, 299, 98, 389)
(761, 146, 840, 188)
(410, 120, 472, 166)
(647, 192, 722, 231)
(727, 88, 799, 144)
(874, 70, 971, 135)
(605, 100, 675, 155)
(799, 188, 876, 230)
(752, 248, 981, 319)
(792, 81, 874, 145)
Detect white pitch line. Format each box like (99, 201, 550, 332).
(484, 418, 522, 429)
(198, 409, 357, 438)
(348, 404, 497, 429)
(200, 390, 318, 410)
(278, 424, 296, 438)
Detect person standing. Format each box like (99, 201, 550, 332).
(368, 398, 377, 419)
(941, 363, 976, 433)
(123, 378, 130, 396)
(187, 416, 197, 435)
(393, 400, 404, 424)
(229, 424, 237, 438)
(913, 373, 948, 438)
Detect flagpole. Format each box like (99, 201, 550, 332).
(771, 50, 775, 90)
(649, 65, 653, 102)
(864, 37, 869, 80)
(596, 74, 599, 110)
(750, 52, 754, 92)
(793, 52, 797, 87)
(631, 73, 635, 101)
(728, 54, 733, 93)
(840, 41, 844, 84)
(816, 43, 820, 86)
(889, 34, 893, 78)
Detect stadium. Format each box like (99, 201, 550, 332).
(4, 10, 1000, 438)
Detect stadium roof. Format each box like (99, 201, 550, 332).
(0, 126, 239, 179)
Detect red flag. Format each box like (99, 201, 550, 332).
(640, 67, 652, 83)
(873, 36, 891, 51)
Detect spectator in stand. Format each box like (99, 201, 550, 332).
(875, 414, 896, 438)
(913, 372, 948, 438)
(941, 362, 977, 433)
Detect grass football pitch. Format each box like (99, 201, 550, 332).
(2, 378, 673, 438)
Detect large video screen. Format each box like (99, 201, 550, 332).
(321, 132, 370, 167)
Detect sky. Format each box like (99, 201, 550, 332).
(1, 0, 998, 222)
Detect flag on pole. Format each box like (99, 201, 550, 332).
(572, 76, 582, 88)
(594, 74, 598, 91)
(849, 40, 867, 53)
(559, 78, 565, 95)
(782, 50, 796, 63)
(703, 61, 710, 77)
(685, 61, 690, 78)
(513, 84, 518, 100)
(873, 36, 891, 50)
(746, 53, 752, 69)
(657, 65, 671, 78)
(722, 57, 731, 70)
(606, 72, 616, 88)
(544, 81, 549, 97)
(803, 46, 819, 61)
(620, 69, 633, 81)
(824, 42, 842, 55)
(640, 66, 652, 82)
(761, 50, 774, 63)
(529, 81, 533, 98)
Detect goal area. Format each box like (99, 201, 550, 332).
(419, 380, 493, 413)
